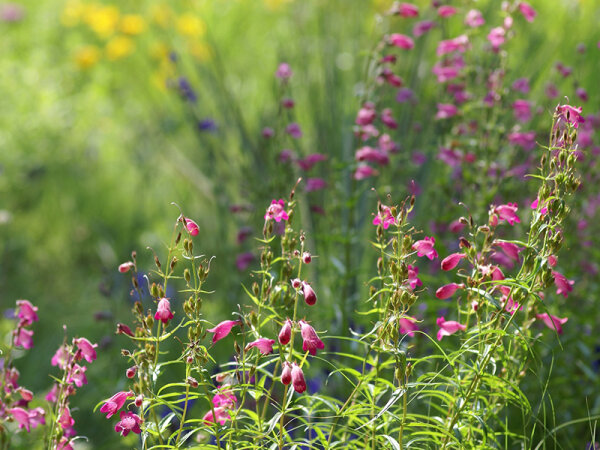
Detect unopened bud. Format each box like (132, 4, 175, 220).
(126, 366, 137, 378)
(187, 377, 199, 388)
(184, 268, 191, 283)
(135, 395, 143, 407)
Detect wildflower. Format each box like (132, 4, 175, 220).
(235, 252, 254, 271)
(493, 241, 523, 261)
(536, 313, 568, 334)
(412, 237, 438, 260)
(264, 199, 289, 222)
(291, 363, 306, 393)
(391, 3, 418, 17)
(207, 320, 240, 344)
(298, 320, 324, 356)
(552, 271, 574, 298)
(281, 362, 292, 385)
(118, 261, 134, 273)
(114, 411, 142, 436)
(436, 35, 469, 56)
(46, 384, 59, 402)
(438, 6, 456, 17)
(106, 36, 134, 61)
(116, 323, 134, 337)
(556, 104, 584, 128)
(355, 103, 376, 126)
(183, 217, 199, 236)
(154, 298, 174, 325)
(508, 131, 536, 150)
(436, 316, 466, 341)
(176, 13, 205, 37)
(441, 253, 466, 271)
(435, 103, 458, 119)
(301, 282, 317, 306)
(286, 122, 303, 139)
(296, 153, 327, 171)
(487, 27, 505, 49)
(372, 205, 396, 229)
(1, 3, 25, 22)
(381, 108, 398, 129)
(120, 14, 146, 35)
(413, 20, 436, 37)
(407, 265, 422, 289)
(548, 255, 558, 267)
(126, 366, 137, 379)
(14, 328, 33, 349)
(465, 9, 484, 27)
(51, 345, 70, 370)
(512, 77, 530, 94)
(281, 98, 295, 109)
(135, 395, 143, 407)
(436, 283, 464, 300)
(9, 407, 44, 432)
(512, 100, 532, 122)
(16, 300, 38, 326)
(212, 389, 237, 408)
(495, 203, 520, 225)
(245, 338, 276, 355)
(399, 317, 419, 337)
(302, 252, 312, 264)
(57, 437, 73, 450)
(355, 146, 389, 166)
(306, 178, 327, 192)
(389, 33, 414, 50)
(275, 63, 292, 80)
(100, 391, 134, 419)
(74, 337, 97, 363)
(202, 407, 230, 425)
(262, 127, 275, 138)
(291, 278, 302, 289)
(58, 406, 75, 430)
(67, 364, 87, 387)
(545, 83, 559, 99)
(353, 165, 378, 180)
(279, 319, 293, 345)
(518, 2, 537, 22)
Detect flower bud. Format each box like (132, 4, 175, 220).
(118, 262, 135, 273)
(135, 395, 143, 407)
(187, 376, 199, 388)
(279, 319, 293, 345)
(291, 363, 306, 393)
(126, 366, 137, 379)
(281, 362, 292, 385)
(302, 252, 312, 264)
(301, 282, 317, 306)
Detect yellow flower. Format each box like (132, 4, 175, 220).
(150, 3, 172, 28)
(86, 5, 120, 38)
(105, 36, 134, 60)
(75, 45, 100, 69)
(61, 0, 85, 27)
(120, 14, 146, 35)
(176, 13, 205, 38)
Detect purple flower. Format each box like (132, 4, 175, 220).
(305, 178, 327, 192)
(285, 123, 302, 139)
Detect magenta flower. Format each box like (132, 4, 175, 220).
(46, 384, 59, 402)
(236, 252, 255, 271)
(100, 391, 134, 419)
(202, 407, 230, 426)
(286, 122, 302, 139)
(548, 255, 558, 267)
(9, 407, 45, 432)
(381, 108, 398, 129)
(207, 320, 240, 344)
(437, 6, 456, 17)
(355, 146, 389, 166)
(493, 241, 523, 261)
(184, 217, 199, 236)
(389, 33, 414, 50)
(154, 298, 174, 325)
(508, 131, 536, 150)
(57, 438, 73, 450)
(412, 237, 438, 260)
(291, 363, 306, 393)
(355, 103, 376, 126)
(465, 9, 484, 27)
(436, 316, 466, 341)
(212, 389, 237, 409)
(441, 253, 466, 271)
(556, 104, 584, 128)
(262, 127, 275, 138)
(58, 406, 75, 430)
(299, 320, 324, 356)
(118, 261, 134, 273)
(495, 203, 520, 225)
(392, 2, 418, 17)
(552, 271, 574, 298)
(281, 362, 292, 385)
(436, 35, 469, 56)
(512, 100, 532, 122)
(503, 296, 522, 315)
(399, 317, 419, 337)
(536, 313, 568, 334)
(436, 283, 464, 300)
(74, 337, 97, 363)
(114, 411, 142, 436)
(306, 178, 327, 192)
(372, 205, 396, 230)
(126, 366, 137, 379)
(518, 2, 537, 22)
(407, 264, 422, 290)
(16, 300, 38, 326)
(67, 364, 87, 387)
(435, 103, 458, 119)
(279, 319, 292, 345)
(275, 63, 292, 80)
(264, 199, 289, 222)
(14, 328, 33, 349)
(413, 20, 436, 37)
(245, 338, 276, 355)
(297, 153, 327, 171)
(51, 345, 70, 370)
(512, 77, 530, 94)
(353, 165, 378, 180)
(488, 27, 505, 49)
(301, 281, 317, 306)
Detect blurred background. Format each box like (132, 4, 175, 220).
(1, 0, 599, 447)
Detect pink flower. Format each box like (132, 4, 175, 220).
(154, 298, 174, 325)
(512, 100, 532, 122)
(381, 108, 398, 129)
(46, 384, 59, 402)
(236, 252, 255, 271)
(299, 320, 324, 356)
(57, 438, 73, 450)
(126, 366, 137, 379)
(389, 33, 414, 50)
(518, 2, 537, 22)
(118, 261, 134, 273)
(436, 283, 464, 300)
(355, 103, 376, 126)
(16, 300, 38, 326)
(413, 20, 436, 37)
(183, 217, 199, 236)
(487, 27, 505, 49)
(503, 296, 522, 315)
(262, 127, 275, 138)
(301, 281, 317, 306)
(508, 131, 536, 150)
(286, 123, 303, 139)
(202, 407, 230, 425)
(552, 271, 574, 298)
(9, 407, 45, 432)
(58, 406, 75, 430)
(407, 264, 422, 290)
(279, 319, 292, 345)
(435, 103, 458, 119)
(100, 391, 134, 419)
(14, 328, 33, 349)
(353, 165, 378, 180)
(512, 77, 530, 94)
(275, 63, 292, 80)
(264, 199, 289, 222)
(51, 345, 70, 370)
(114, 411, 142, 436)
(556, 105, 584, 129)
(412, 237, 438, 260)
(548, 255, 558, 267)
(545, 83, 559, 99)
(436, 35, 468, 56)
(465, 9, 484, 27)
(438, 6, 457, 17)
(355, 146, 389, 166)
(207, 320, 240, 344)
(372, 205, 396, 229)
(495, 203, 520, 225)
(399, 317, 419, 337)
(441, 253, 466, 271)
(392, 3, 418, 17)
(74, 337, 97, 363)
(245, 338, 275, 355)
(536, 313, 568, 334)
(306, 178, 327, 192)
(212, 389, 237, 409)
(493, 241, 523, 261)
(67, 364, 87, 387)
(436, 316, 466, 341)
(291, 363, 306, 393)
(281, 362, 292, 385)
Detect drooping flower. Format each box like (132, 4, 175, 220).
(436, 316, 466, 341)
(372, 205, 396, 229)
(298, 320, 324, 356)
(291, 363, 306, 393)
(301, 282, 317, 306)
(154, 298, 174, 325)
(264, 199, 289, 222)
(464, 9, 484, 27)
(16, 300, 38, 326)
(389, 33, 414, 50)
(207, 320, 240, 344)
(552, 271, 574, 298)
(493, 241, 523, 261)
(412, 237, 438, 260)
(399, 317, 419, 337)
(441, 253, 466, 271)
(118, 261, 135, 273)
(183, 217, 199, 236)
(67, 364, 87, 387)
(126, 366, 137, 379)
(245, 338, 276, 355)
(536, 313, 568, 334)
(279, 319, 293, 345)
(58, 406, 75, 430)
(114, 411, 142, 436)
(51, 345, 70, 370)
(436, 283, 464, 300)
(74, 337, 98, 363)
(406, 265, 422, 290)
(13, 328, 34, 349)
(100, 391, 134, 419)
(495, 203, 520, 225)
(281, 362, 292, 385)
(518, 2, 537, 22)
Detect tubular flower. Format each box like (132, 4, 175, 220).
(245, 338, 275, 355)
(441, 253, 466, 271)
(278, 319, 293, 345)
(495, 203, 521, 225)
(207, 320, 240, 344)
(264, 199, 289, 222)
(372, 205, 396, 229)
(100, 391, 134, 419)
(536, 313, 568, 334)
(412, 237, 438, 260)
(389, 33, 414, 50)
(552, 271, 574, 298)
(16, 300, 38, 326)
(301, 282, 317, 306)
(399, 317, 419, 337)
(114, 411, 142, 436)
(13, 328, 33, 349)
(436, 316, 466, 341)
(74, 337, 97, 363)
(436, 283, 465, 300)
(154, 298, 174, 325)
(298, 320, 324, 356)
(184, 217, 199, 236)
(281, 362, 292, 385)
(291, 363, 306, 393)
